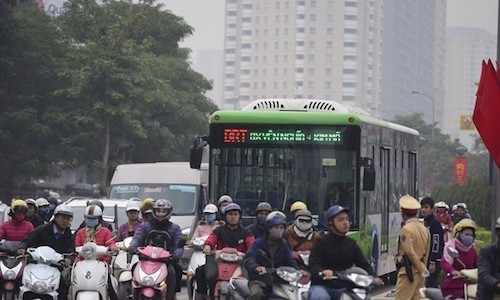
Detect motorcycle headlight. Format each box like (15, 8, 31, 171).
(3, 269, 16, 280)
(277, 269, 302, 282)
(219, 253, 238, 262)
(33, 281, 48, 293)
(182, 227, 191, 242)
(347, 273, 373, 288)
(141, 275, 155, 287)
(81, 243, 96, 259)
(353, 288, 367, 299)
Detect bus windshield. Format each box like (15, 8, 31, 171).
(209, 124, 359, 228)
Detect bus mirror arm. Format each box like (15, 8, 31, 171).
(361, 157, 375, 191)
(360, 157, 373, 168)
(190, 136, 209, 169)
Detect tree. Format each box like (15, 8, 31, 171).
(56, 0, 217, 190)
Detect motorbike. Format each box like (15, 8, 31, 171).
(228, 266, 303, 299)
(187, 236, 208, 300)
(320, 267, 375, 300)
(19, 246, 69, 300)
(209, 247, 245, 299)
(0, 240, 26, 300)
(441, 223, 452, 243)
(72, 241, 117, 300)
(115, 237, 139, 299)
(131, 245, 172, 300)
(292, 250, 311, 300)
(419, 247, 477, 300)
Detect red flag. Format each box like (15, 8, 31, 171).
(473, 60, 500, 168)
(454, 157, 467, 186)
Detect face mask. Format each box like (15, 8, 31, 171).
(459, 234, 474, 246)
(269, 228, 284, 240)
(257, 215, 267, 227)
(39, 208, 49, 217)
(296, 219, 313, 232)
(85, 218, 99, 228)
(205, 214, 216, 223)
(14, 213, 26, 222)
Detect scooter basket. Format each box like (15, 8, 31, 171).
(205, 254, 218, 283)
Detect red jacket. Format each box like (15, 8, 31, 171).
(75, 226, 116, 263)
(205, 224, 254, 253)
(434, 212, 453, 229)
(0, 220, 34, 241)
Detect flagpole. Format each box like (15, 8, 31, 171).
(492, 0, 500, 240)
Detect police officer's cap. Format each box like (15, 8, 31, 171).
(399, 195, 421, 215)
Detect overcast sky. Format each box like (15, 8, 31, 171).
(161, 0, 498, 62)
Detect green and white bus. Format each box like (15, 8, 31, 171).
(190, 99, 419, 277)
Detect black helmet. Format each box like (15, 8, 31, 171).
(256, 202, 272, 213)
(87, 199, 104, 211)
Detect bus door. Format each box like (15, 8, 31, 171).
(380, 147, 391, 254)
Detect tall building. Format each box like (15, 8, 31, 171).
(443, 27, 496, 149)
(222, 0, 383, 110)
(380, 0, 446, 124)
(195, 49, 225, 108)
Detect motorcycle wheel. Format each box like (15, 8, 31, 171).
(119, 282, 132, 299)
(2, 290, 14, 300)
(22, 292, 53, 300)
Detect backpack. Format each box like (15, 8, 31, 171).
(145, 224, 173, 251)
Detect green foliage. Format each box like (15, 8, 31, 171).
(475, 227, 492, 252)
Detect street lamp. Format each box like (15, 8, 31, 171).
(411, 91, 435, 141)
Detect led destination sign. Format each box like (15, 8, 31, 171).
(220, 127, 343, 145)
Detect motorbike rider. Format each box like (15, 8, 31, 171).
(196, 203, 255, 299)
(77, 199, 113, 231)
(435, 201, 453, 231)
(217, 194, 233, 221)
(35, 197, 51, 222)
(189, 204, 221, 243)
(246, 202, 272, 239)
(75, 204, 119, 300)
(451, 203, 471, 224)
(477, 216, 500, 299)
(0, 200, 34, 244)
(140, 197, 155, 223)
(24, 198, 44, 228)
(308, 205, 383, 300)
(288, 201, 308, 224)
(19, 203, 76, 300)
(116, 200, 143, 242)
(420, 197, 444, 288)
(441, 218, 478, 299)
(129, 199, 184, 300)
(244, 213, 300, 300)
(286, 209, 319, 252)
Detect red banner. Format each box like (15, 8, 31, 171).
(454, 157, 467, 186)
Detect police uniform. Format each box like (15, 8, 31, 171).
(395, 195, 431, 300)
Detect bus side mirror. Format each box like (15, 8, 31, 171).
(361, 157, 375, 191)
(190, 136, 208, 169)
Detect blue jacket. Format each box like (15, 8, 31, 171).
(244, 236, 298, 286)
(477, 243, 500, 299)
(424, 214, 444, 264)
(246, 222, 266, 239)
(129, 220, 184, 260)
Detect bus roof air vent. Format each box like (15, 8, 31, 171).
(242, 99, 350, 113)
(242, 99, 286, 110)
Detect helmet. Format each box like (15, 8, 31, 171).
(295, 210, 313, 220)
(11, 199, 28, 213)
(129, 197, 141, 202)
(326, 205, 349, 221)
(266, 214, 287, 229)
(87, 199, 104, 211)
(84, 204, 103, 218)
(47, 196, 58, 206)
(453, 219, 477, 237)
(256, 202, 272, 213)
(290, 201, 307, 213)
(218, 195, 233, 206)
(223, 203, 241, 214)
(54, 204, 73, 217)
(452, 204, 458, 212)
(456, 203, 467, 210)
(267, 211, 286, 220)
(203, 204, 218, 214)
(126, 200, 140, 212)
(36, 198, 50, 208)
(153, 199, 173, 221)
(436, 201, 447, 208)
(25, 198, 37, 206)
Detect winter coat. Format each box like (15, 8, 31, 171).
(205, 224, 254, 253)
(424, 214, 444, 264)
(75, 225, 116, 263)
(441, 238, 477, 298)
(477, 243, 500, 299)
(0, 219, 34, 241)
(286, 225, 320, 252)
(434, 212, 453, 228)
(116, 221, 143, 242)
(245, 236, 299, 286)
(191, 220, 221, 240)
(246, 222, 267, 239)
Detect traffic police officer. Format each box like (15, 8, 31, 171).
(395, 195, 431, 300)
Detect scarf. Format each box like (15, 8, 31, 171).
(293, 225, 313, 238)
(85, 224, 101, 243)
(443, 237, 473, 266)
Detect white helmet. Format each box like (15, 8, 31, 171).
(218, 195, 233, 206)
(54, 203, 73, 217)
(84, 204, 103, 218)
(203, 204, 218, 214)
(36, 198, 50, 208)
(25, 198, 37, 207)
(126, 200, 140, 212)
